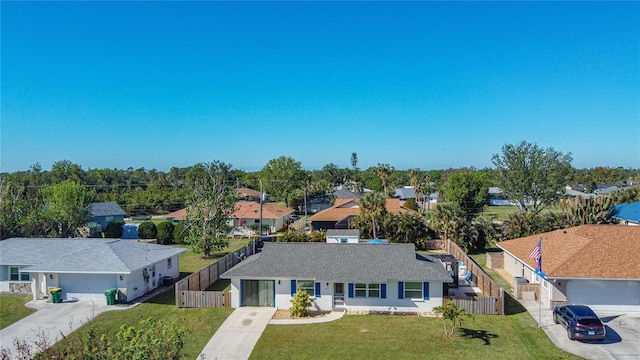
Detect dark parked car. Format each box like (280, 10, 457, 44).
(553, 305, 606, 341)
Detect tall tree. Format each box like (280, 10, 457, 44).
(376, 163, 392, 197)
(351, 152, 358, 171)
(492, 141, 572, 214)
(443, 172, 489, 220)
(184, 161, 236, 258)
(40, 180, 93, 237)
(260, 156, 305, 206)
(358, 192, 387, 239)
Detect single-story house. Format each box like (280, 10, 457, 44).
(90, 202, 126, 229)
(231, 201, 294, 233)
(394, 186, 439, 209)
(0, 238, 185, 303)
(594, 184, 620, 195)
(163, 201, 294, 233)
(613, 201, 640, 226)
(237, 187, 262, 202)
(221, 242, 453, 313)
(326, 229, 360, 243)
(308, 198, 415, 231)
(497, 225, 640, 312)
(564, 186, 597, 200)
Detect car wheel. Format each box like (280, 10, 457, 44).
(553, 313, 560, 324)
(567, 328, 575, 341)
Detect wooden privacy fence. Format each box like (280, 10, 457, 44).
(444, 296, 499, 315)
(448, 240, 505, 315)
(179, 291, 231, 308)
(175, 239, 257, 308)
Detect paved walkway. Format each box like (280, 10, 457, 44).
(199, 307, 277, 360)
(269, 310, 345, 325)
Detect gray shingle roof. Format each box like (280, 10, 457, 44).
(222, 242, 452, 283)
(90, 202, 126, 217)
(0, 238, 185, 274)
(394, 187, 415, 199)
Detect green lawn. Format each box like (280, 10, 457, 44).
(479, 205, 520, 221)
(251, 313, 581, 360)
(176, 237, 253, 273)
(0, 294, 35, 329)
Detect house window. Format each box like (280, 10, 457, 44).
(340, 238, 348, 243)
(297, 280, 315, 297)
(355, 283, 380, 298)
(404, 282, 423, 299)
(167, 258, 172, 269)
(9, 267, 29, 281)
(542, 279, 549, 290)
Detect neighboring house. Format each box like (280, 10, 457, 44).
(308, 198, 415, 231)
(221, 242, 453, 313)
(564, 186, 597, 200)
(326, 229, 360, 243)
(393, 186, 439, 209)
(488, 187, 513, 206)
(236, 187, 262, 202)
(497, 225, 640, 312)
(164, 201, 294, 233)
(0, 238, 185, 303)
(613, 201, 640, 226)
(594, 184, 620, 195)
(231, 201, 295, 233)
(90, 202, 126, 229)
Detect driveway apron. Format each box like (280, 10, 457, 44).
(199, 307, 276, 360)
(0, 299, 114, 357)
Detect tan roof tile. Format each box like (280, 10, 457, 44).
(308, 197, 415, 222)
(498, 225, 640, 279)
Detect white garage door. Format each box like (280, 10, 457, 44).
(567, 280, 640, 312)
(59, 273, 118, 300)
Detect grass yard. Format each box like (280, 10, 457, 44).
(176, 237, 253, 273)
(0, 294, 36, 330)
(251, 313, 581, 360)
(479, 205, 520, 221)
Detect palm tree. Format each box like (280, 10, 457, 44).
(433, 301, 471, 336)
(359, 192, 387, 239)
(376, 164, 391, 196)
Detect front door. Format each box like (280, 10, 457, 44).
(334, 283, 344, 296)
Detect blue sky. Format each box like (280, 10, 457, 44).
(2, 1, 639, 173)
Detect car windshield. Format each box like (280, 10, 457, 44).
(579, 318, 602, 326)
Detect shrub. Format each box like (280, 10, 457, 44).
(138, 221, 157, 239)
(156, 221, 175, 245)
(290, 288, 312, 317)
(172, 222, 187, 244)
(104, 220, 124, 238)
(308, 230, 326, 242)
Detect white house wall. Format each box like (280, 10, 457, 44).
(231, 277, 444, 314)
(326, 236, 359, 244)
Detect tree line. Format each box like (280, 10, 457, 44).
(2, 142, 639, 251)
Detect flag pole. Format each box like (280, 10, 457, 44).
(538, 237, 542, 327)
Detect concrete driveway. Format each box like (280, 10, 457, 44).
(522, 300, 640, 359)
(199, 307, 276, 360)
(0, 298, 131, 358)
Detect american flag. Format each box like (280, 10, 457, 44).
(529, 239, 542, 261)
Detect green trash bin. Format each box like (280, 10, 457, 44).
(50, 288, 62, 304)
(104, 288, 117, 305)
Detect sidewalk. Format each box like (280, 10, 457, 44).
(198, 307, 276, 360)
